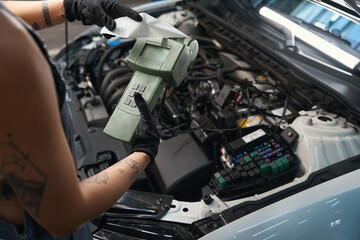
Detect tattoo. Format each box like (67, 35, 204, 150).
(83, 172, 109, 184)
(0, 182, 15, 200)
(41, 1, 52, 27)
(114, 158, 139, 184)
(32, 22, 40, 31)
(114, 158, 141, 183)
(0, 135, 47, 216)
(124, 158, 139, 184)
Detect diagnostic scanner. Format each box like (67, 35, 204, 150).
(104, 38, 199, 143)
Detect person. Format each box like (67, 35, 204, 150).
(0, 1, 159, 239)
(1, 0, 143, 31)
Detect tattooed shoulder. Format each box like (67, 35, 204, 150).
(0, 134, 47, 216)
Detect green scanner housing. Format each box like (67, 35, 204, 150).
(103, 38, 199, 143)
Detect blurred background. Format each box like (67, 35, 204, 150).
(37, 0, 150, 58)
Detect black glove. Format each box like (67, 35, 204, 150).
(130, 93, 160, 165)
(63, 0, 142, 31)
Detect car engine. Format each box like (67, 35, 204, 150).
(54, 4, 360, 239)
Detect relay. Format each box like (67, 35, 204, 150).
(207, 127, 297, 200)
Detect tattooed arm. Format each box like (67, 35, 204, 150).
(1, 0, 142, 31)
(1, 0, 66, 30)
(0, 9, 151, 237)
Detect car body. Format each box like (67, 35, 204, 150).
(54, 0, 360, 239)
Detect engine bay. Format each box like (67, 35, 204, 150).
(55, 3, 360, 238)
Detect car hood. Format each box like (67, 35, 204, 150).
(316, 0, 360, 18)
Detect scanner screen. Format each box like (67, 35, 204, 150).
(141, 44, 170, 62)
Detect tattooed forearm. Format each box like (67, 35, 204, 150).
(115, 158, 141, 184)
(83, 172, 109, 184)
(41, 1, 52, 27)
(123, 158, 139, 184)
(0, 134, 47, 216)
(32, 22, 40, 31)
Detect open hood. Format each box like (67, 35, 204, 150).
(312, 0, 360, 20)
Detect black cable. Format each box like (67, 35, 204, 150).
(202, 125, 242, 132)
(96, 44, 122, 89)
(176, 113, 249, 134)
(158, 86, 177, 136)
(175, 118, 211, 134)
(188, 64, 219, 71)
(172, 83, 254, 135)
(222, 66, 259, 74)
(256, 106, 265, 125)
(281, 96, 289, 121)
(158, 86, 168, 119)
(176, 99, 251, 134)
(186, 66, 259, 82)
(83, 98, 100, 108)
(96, 40, 135, 89)
(186, 75, 218, 81)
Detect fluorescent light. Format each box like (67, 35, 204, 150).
(259, 7, 360, 69)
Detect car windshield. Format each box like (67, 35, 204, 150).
(252, 0, 360, 53)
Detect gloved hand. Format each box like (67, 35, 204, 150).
(130, 93, 160, 165)
(63, 0, 142, 31)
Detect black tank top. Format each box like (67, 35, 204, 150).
(0, 3, 92, 239)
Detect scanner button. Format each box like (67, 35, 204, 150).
(128, 90, 135, 97)
(132, 84, 139, 90)
(130, 100, 137, 108)
(124, 98, 131, 105)
(138, 85, 146, 92)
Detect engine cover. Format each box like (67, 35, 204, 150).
(291, 111, 360, 175)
